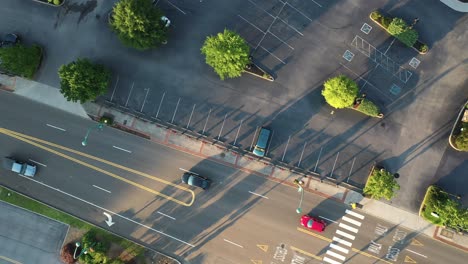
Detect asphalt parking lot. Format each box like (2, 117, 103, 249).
(0, 201, 67, 264)
(0, 0, 467, 212)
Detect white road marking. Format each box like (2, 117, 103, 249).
(223, 239, 243, 248)
(332, 237, 352, 247)
(336, 229, 355, 240)
(323, 256, 342, 264)
(157, 211, 176, 220)
(166, 0, 186, 15)
(46, 124, 66, 131)
(112, 145, 132, 153)
(345, 209, 365, 219)
(406, 249, 427, 258)
(178, 168, 198, 175)
(92, 185, 111, 193)
(330, 243, 349, 254)
(319, 216, 338, 223)
(326, 250, 345, 261)
(248, 191, 269, 199)
(339, 223, 358, 233)
(28, 159, 47, 167)
(18, 176, 194, 247)
(342, 216, 362, 226)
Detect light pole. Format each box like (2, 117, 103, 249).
(82, 121, 106, 146)
(294, 179, 305, 214)
(73, 241, 95, 259)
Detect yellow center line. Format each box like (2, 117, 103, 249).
(0, 128, 195, 206)
(297, 227, 393, 263)
(290, 246, 322, 261)
(0, 256, 22, 264)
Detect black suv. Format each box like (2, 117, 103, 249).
(181, 172, 211, 190)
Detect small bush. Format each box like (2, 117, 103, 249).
(354, 99, 380, 117)
(381, 16, 393, 28)
(454, 123, 468, 151)
(419, 44, 428, 53)
(0, 44, 42, 79)
(387, 18, 418, 47)
(370, 10, 382, 20)
(61, 243, 76, 264)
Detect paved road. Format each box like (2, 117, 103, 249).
(1, 91, 467, 263)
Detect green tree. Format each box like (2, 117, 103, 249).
(322, 75, 359, 108)
(364, 168, 400, 200)
(387, 18, 418, 47)
(110, 0, 168, 50)
(0, 44, 42, 79)
(58, 58, 111, 103)
(201, 29, 250, 80)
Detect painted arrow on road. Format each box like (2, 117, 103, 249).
(103, 212, 115, 227)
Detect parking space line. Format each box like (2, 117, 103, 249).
(310, 0, 323, 8)
(277, 17, 304, 36)
(330, 243, 349, 254)
(259, 46, 286, 64)
(255, 1, 287, 50)
(165, 0, 186, 15)
(285, 3, 313, 22)
(336, 229, 355, 240)
(157, 211, 176, 220)
(124, 82, 134, 107)
(267, 30, 295, 49)
(345, 209, 365, 219)
(247, 0, 275, 18)
(93, 185, 112, 193)
(339, 223, 358, 233)
(46, 124, 66, 131)
(110, 75, 119, 102)
(224, 239, 244, 248)
(237, 15, 266, 34)
(342, 216, 362, 226)
(332, 237, 352, 247)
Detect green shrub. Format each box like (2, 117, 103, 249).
(0, 44, 42, 79)
(364, 168, 400, 200)
(454, 123, 468, 151)
(370, 11, 382, 20)
(381, 16, 392, 28)
(322, 75, 359, 109)
(387, 18, 418, 47)
(419, 44, 428, 53)
(354, 99, 380, 117)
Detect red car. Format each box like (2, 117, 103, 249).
(301, 215, 326, 232)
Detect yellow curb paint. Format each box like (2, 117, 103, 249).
(250, 260, 262, 264)
(257, 244, 268, 253)
(0, 256, 22, 264)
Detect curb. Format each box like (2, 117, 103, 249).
(433, 226, 468, 252)
(448, 100, 468, 151)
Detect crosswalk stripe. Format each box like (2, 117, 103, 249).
(336, 229, 355, 240)
(323, 256, 342, 264)
(342, 216, 362, 226)
(339, 223, 358, 233)
(326, 250, 346, 261)
(330, 243, 349, 254)
(345, 209, 364, 219)
(332, 237, 352, 247)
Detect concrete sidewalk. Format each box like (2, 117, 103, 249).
(440, 0, 468, 12)
(2, 74, 467, 252)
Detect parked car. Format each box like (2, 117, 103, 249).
(2, 157, 36, 177)
(300, 215, 326, 232)
(252, 127, 271, 157)
(181, 172, 211, 190)
(0, 33, 19, 47)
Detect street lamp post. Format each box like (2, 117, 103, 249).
(82, 122, 106, 146)
(294, 179, 305, 214)
(73, 241, 95, 259)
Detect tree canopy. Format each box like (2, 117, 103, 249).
(110, 0, 168, 50)
(364, 168, 400, 200)
(58, 58, 111, 103)
(0, 44, 42, 79)
(201, 29, 250, 80)
(387, 18, 418, 47)
(322, 75, 359, 108)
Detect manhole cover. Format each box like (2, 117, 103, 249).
(409, 57, 420, 69)
(361, 23, 372, 34)
(343, 50, 354, 62)
(440, 229, 455, 239)
(389, 84, 401, 95)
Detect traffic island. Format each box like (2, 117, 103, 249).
(369, 10, 429, 54)
(449, 101, 468, 151)
(244, 62, 274, 81)
(363, 165, 400, 201)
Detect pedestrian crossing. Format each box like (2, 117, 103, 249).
(322, 209, 365, 264)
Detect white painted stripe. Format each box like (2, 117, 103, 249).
(112, 146, 132, 153)
(345, 209, 364, 219)
(339, 223, 359, 233)
(332, 237, 352, 247)
(248, 191, 269, 199)
(21, 176, 194, 247)
(223, 239, 243, 248)
(406, 249, 427, 258)
(342, 216, 362, 226)
(336, 229, 355, 240)
(28, 159, 47, 167)
(323, 256, 342, 264)
(157, 211, 176, 220)
(46, 124, 66, 131)
(330, 243, 349, 254)
(326, 250, 346, 261)
(92, 185, 111, 193)
(320, 215, 338, 223)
